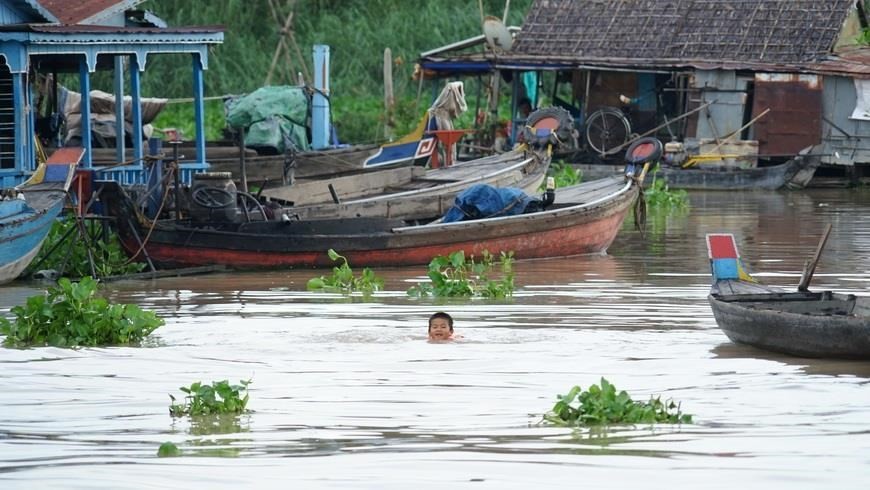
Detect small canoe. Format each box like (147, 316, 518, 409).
(706, 233, 870, 359)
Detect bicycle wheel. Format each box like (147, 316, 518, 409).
(585, 107, 631, 156)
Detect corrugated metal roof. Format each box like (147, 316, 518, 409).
(36, 0, 142, 25)
(512, 0, 856, 66)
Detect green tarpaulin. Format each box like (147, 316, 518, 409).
(225, 86, 310, 152)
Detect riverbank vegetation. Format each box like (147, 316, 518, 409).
(0, 277, 164, 347)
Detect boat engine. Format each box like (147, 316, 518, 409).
(661, 141, 688, 167)
(190, 172, 239, 222)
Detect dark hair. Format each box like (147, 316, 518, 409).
(428, 311, 454, 332)
(518, 97, 532, 107)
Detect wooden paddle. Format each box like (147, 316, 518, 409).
(798, 223, 832, 292)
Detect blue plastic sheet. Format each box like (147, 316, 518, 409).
(441, 184, 539, 223)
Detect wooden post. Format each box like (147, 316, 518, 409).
(384, 48, 394, 140)
(711, 108, 771, 152)
(238, 127, 248, 193)
(798, 224, 833, 292)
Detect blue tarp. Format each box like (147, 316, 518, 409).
(441, 184, 539, 223)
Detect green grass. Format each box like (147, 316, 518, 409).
(141, 0, 533, 100)
(151, 99, 228, 142)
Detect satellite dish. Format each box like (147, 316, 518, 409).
(483, 16, 513, 53)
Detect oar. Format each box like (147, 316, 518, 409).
(798, 223, 832, 292)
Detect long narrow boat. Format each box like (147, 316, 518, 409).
(575, 152, 819, 190)
(0, 150, 78, 284)
(706, 233, 870, 359)
(99, 164, 640, 269)
(268, 148, 548, 221)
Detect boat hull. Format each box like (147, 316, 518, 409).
(0, 190, 66, 284)
(709, 293, 870, 359)
(113, 176, 638, 269)
(576, 155, 819, 190)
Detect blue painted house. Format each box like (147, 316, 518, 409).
(0, 0, 223, 187)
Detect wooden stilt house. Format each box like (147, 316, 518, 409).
(0, 0, 223, 187)
(420, 0, 870, 177)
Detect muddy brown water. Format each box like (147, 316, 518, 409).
(1, 189, 869, 488)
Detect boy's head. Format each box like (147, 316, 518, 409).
(428, 312, 454, 340)
(518, 97, 532, 117)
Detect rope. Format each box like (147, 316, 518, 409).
(125, 164, 175, 264)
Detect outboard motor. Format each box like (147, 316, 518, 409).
(190, 172, 239, 222)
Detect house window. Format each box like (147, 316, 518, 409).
(850, 79, 870, 121)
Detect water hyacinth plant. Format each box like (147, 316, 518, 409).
(0, 276, 164, 347)
(407, 250, 515, 298)
(307, 249, 384, 295)
(548, 161, 582, 188)
(543, 378, 692, 426)
(28, 218, 146, 279)
(169, 379, 252, 417)
(645, 165, 689, 209)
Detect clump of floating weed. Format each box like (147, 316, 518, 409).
(407, 250, 514, 298)
(0, 276, 163, 347)
(543, 378, 692, 426)
(169, 379, 252, 417)
(307, 249, 384, 295)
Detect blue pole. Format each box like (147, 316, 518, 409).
(114, 56, 126, 164)
(11, 72, 24, 174)
(192, 53, 206, 165)
(27, 76, 35, 170)
(311, 44, 330, 150)
(79, 57, 92, 168)
(130, 56, 143, 174)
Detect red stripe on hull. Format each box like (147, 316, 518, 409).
(122, 208, 630, 269)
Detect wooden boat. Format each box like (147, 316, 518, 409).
(575, 152, 819, 190)
(0, 149, 78, 284)
(653, 155, 819, 190)
(263, 148, 549, 221)
(706, 232, 870, 359)
(98, 161, 641, 269)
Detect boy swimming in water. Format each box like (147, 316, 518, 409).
(428, 312, 454, 341)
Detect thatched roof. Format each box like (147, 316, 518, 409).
(512, 0, 856, 67)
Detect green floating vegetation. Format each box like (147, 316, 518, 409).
(645, 167, 689, 210)
(0, 276, 164, 348)
(547, 161, 582, 189)
(29, 218, 145, 279)
(307, 249, 384, 295)
(407, 250, 515, 298)
(169, 380, 252, 417)
(543, 378, 693, 426)
(157, 442, 182, 457)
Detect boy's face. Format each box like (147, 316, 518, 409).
(428, 317, 453, 340)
